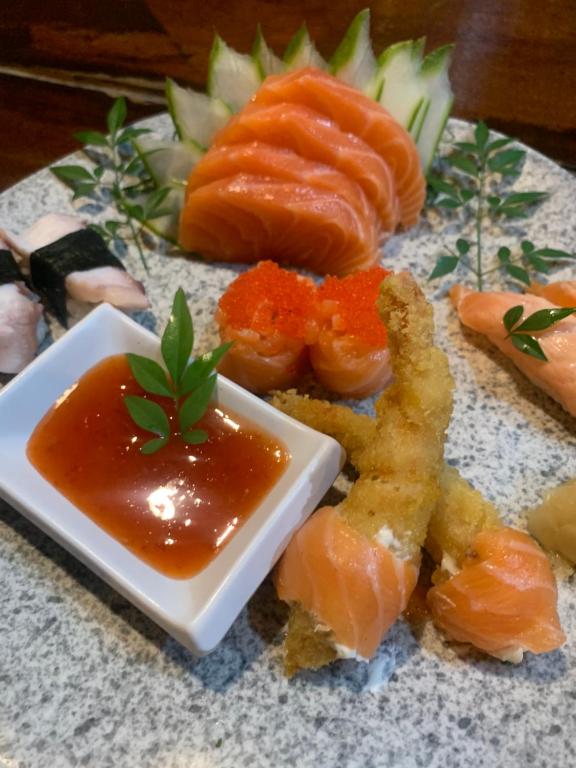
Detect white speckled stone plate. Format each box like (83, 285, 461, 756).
(1, 117, 575, 768)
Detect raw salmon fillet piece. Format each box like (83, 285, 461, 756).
(527, 280, 576, 308)
(451, 285, 576, 417)
(275, 505, 419, 660)
(210, 102, 400, 234)
(180, 174, 379, 275)
(427, 527, 566, 658)
(250, 67, 425, 228)
(186, 141, 381, 241)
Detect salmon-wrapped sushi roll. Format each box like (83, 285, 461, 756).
(274, 273, 454, 674)
(426, 468, 565, 662)
(216, 261, 319, 394)
(310, 266, 392, 398)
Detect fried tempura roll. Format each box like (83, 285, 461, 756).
(274, 272, 454, 675)
(426, 468, 565, 662)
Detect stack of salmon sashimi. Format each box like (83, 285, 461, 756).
(179, 68, 425, 275)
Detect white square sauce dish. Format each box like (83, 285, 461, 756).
(0, 304, 345, 654)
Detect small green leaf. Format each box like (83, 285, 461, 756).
(105, 220, 121, 235)
(459, 189, 475, 203)
(487, 196, 501, 208)
(513, 307, 576, 333)
(124, 395, 170, 437)
(497, 246, 511, 263)
(533, 248, 575, 261)
(51, 165, 94, 182)
(505, 264, 531, 285)
(526, 254, 550, 273)
(454, 141, 477, 153)
(144, 187, 171, 218)
(74, 130, 108, 147)
(72, 183, 97, 199)
(436, 198, 463, 209)
(180, 342, 233, 396)
(126, 353, 173, 397)
(503, 191, 548, 206)
(182, 429, 209, 445)
(122, 156, 145, 177)
(503, 305, 524, 332)
(118, 127, 150, 143)
(486, 137, 514, 153)
(487, 148, 525, 174)
(161, 287, 193, 389)
(446, 153, 478, 176)
(427, 175, 461, 200)
(178, 374, 216, 434)
(509, 333, 548, 361)
(456, 238, 470, 255)
(107, 97, 127, 136)
(140, 436, 169, 455)
(429, 255, 459, 280)
(474, 121, 489, 152)
(521, 240, 535, 254)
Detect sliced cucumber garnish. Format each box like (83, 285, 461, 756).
(140, 187, 184, 245)
(166, 78, 231, 149)
(208, 35, 262, 111)
(252, 24, 284, 78)
(415, 45, 454, 171)
(330, 9, 376, 92)
(375, 39, 427, 127)
(284, 23, 325, 70)
(134, 136, 202, 189)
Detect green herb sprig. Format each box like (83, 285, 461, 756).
(503, 305, 576, 361)
(51, 98, 172, 274)
(124, 288, 232, 454)
(427, 121, 574, 290)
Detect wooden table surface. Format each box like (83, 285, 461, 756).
(0, 0, 575, 192)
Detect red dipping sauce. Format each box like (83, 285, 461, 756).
(27, 355, 290, 578)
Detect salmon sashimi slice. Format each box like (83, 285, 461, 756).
(249, 67, 425, 229)
(427, 527, 566, 660)
(275, 506, 419, 660)
(210, 102, 400, 234)
(310, 266, 392, 398)
(216, 261, 319, 393)
(180, 174, 379, 275)
(527, 280, 576, 308)
(186, 141, 381, 241)
(451, 285, 576, 417)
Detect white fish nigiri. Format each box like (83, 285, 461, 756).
(3, 213, 149, 325)
(0, 241, 43, 374)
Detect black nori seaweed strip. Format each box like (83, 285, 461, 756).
(0, 249, 24, 286)
(30, 228, 125, 327)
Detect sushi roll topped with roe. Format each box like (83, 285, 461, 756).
(216, 260, 319, 394)
(310, 266, 392, 398)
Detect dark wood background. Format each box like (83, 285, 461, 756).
(1, 0, 575, 190)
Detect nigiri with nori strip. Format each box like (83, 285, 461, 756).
(19, 215, 149, 326)
(0, 241, 44, 374)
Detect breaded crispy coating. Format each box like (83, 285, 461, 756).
(273, 273, 454, 674)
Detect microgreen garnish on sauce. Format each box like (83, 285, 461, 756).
(427, 121, 574, 291)
(124, 288, 232, 454)
(503, 305, 576, 362)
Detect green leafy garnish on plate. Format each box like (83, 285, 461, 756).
(503, 305, 576, 362)
(427, 121, 575, 291)
(124, 288, 233, 454)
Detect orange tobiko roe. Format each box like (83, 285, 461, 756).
(317, 266, 390, 348)
(217, 260, 319, 343)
